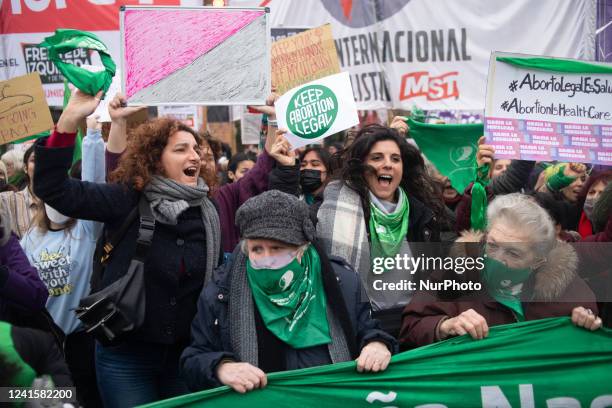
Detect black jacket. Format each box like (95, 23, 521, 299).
(34, 142, 221, 346)
(180, 245, 397, 391)
(11, 324, 73, 387)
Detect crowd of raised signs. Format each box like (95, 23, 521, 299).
(0, 86, 610, 407)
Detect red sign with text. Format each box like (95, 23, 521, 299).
(1, 0, 180, 34)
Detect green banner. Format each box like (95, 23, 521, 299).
(142, 318, 612, 408)
(497, 56, 612, 74)
(407, 118, 483, 193)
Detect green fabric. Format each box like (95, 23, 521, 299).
(246, 245, 331, 349)
(141, 318, 612, 408)
(482, 257, 531, 322)
(368, 187, 409, 263)
(62, 80, 82, 165)
(7, 170, 25, 187)
(39, 29, 116, 95)
(545, 164, 576, 192)
(12, 130, 51, 145)
(407, 118, 483, 193)
(0, 321, 36, 387)
(497, 56, 612, 74)
(304, 193, 314, 205)
(470, 163, 490, 231)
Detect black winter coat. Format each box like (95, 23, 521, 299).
(34, 142, 221, 346)
(180, 247, 398, 391)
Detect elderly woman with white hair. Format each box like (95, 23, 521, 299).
(400, 193, 601, 349)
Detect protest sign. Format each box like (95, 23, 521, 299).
(272, 24, 340, 95)
(142, 318, 612, 408)
(0, 72, 53, 145)
(0, 0, 180, 106)
(158, 105, 200, 130)
(276, 72, 358, 149)
(121, 6, 270, 106)
(484, 52, 612, 165)
(240, 109, 263, 145)
(270, 27, 309, 42)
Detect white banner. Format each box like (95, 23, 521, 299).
(484, 52, 612, 165)
(256, 0, 597, 110)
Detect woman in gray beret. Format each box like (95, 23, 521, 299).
(181, 190, 397, 394)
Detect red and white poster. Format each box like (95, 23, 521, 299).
(0, 0, 195, 106)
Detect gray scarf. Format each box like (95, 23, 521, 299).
(229, 249, 351, 366)
(143, 176, 220, 285)
(316, 181, 371, 283)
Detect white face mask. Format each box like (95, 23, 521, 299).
(249, 250, 297, 270)
(45, 204, 71, 225)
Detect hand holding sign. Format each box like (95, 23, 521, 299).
(275, 72, 358, 149)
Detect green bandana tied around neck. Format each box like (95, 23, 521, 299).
(39, 29, 116, 95)
(246, 245, 331, 349)
(470, 163, 490, 231)
(368, 187, 410, 266)
(482, 256, 531, 321)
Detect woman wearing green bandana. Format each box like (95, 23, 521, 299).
(181, 190, 397, 394)
(317, 125, 444, 337)
(401, 193, 601, 349)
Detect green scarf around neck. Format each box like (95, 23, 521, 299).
(470, 163, 490, 231)
(246, 245, 331, 349)
(368, 187, 410, 263)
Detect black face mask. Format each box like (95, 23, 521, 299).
(300, 169, 323, 194)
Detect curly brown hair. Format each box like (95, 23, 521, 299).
(110, 118, 202, 191)
(199, 130, 222, 196)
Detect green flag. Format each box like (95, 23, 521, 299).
(407, 118, 483, 194)
(141, 318, 612, 408)
(63, 80, 82, 165)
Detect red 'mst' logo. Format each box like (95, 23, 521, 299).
(399, 71, 459, 101)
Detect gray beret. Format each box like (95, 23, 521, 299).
(235, 190, 315, 246)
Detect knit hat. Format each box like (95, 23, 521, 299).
(235, 190, 315, 246)
(592, 182, 612, 233)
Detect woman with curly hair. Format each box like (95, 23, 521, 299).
(33, 90, 221, 407)
(316, 124, 443, 336)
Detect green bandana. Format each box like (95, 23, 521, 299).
(545, 164, 577, 192)
(482, 256, 531, 321)
(407, 118, 483, 193)
(7, 171, 25, 187)
(470, 163, 490, 231)
(246, 245, 331, 349)
(39, 29, 116, 95)
(368, 187, 410, 264)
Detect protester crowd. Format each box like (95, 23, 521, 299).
(0, 84, 610, 407)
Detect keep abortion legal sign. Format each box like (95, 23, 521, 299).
(275, 72, 358, 149)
